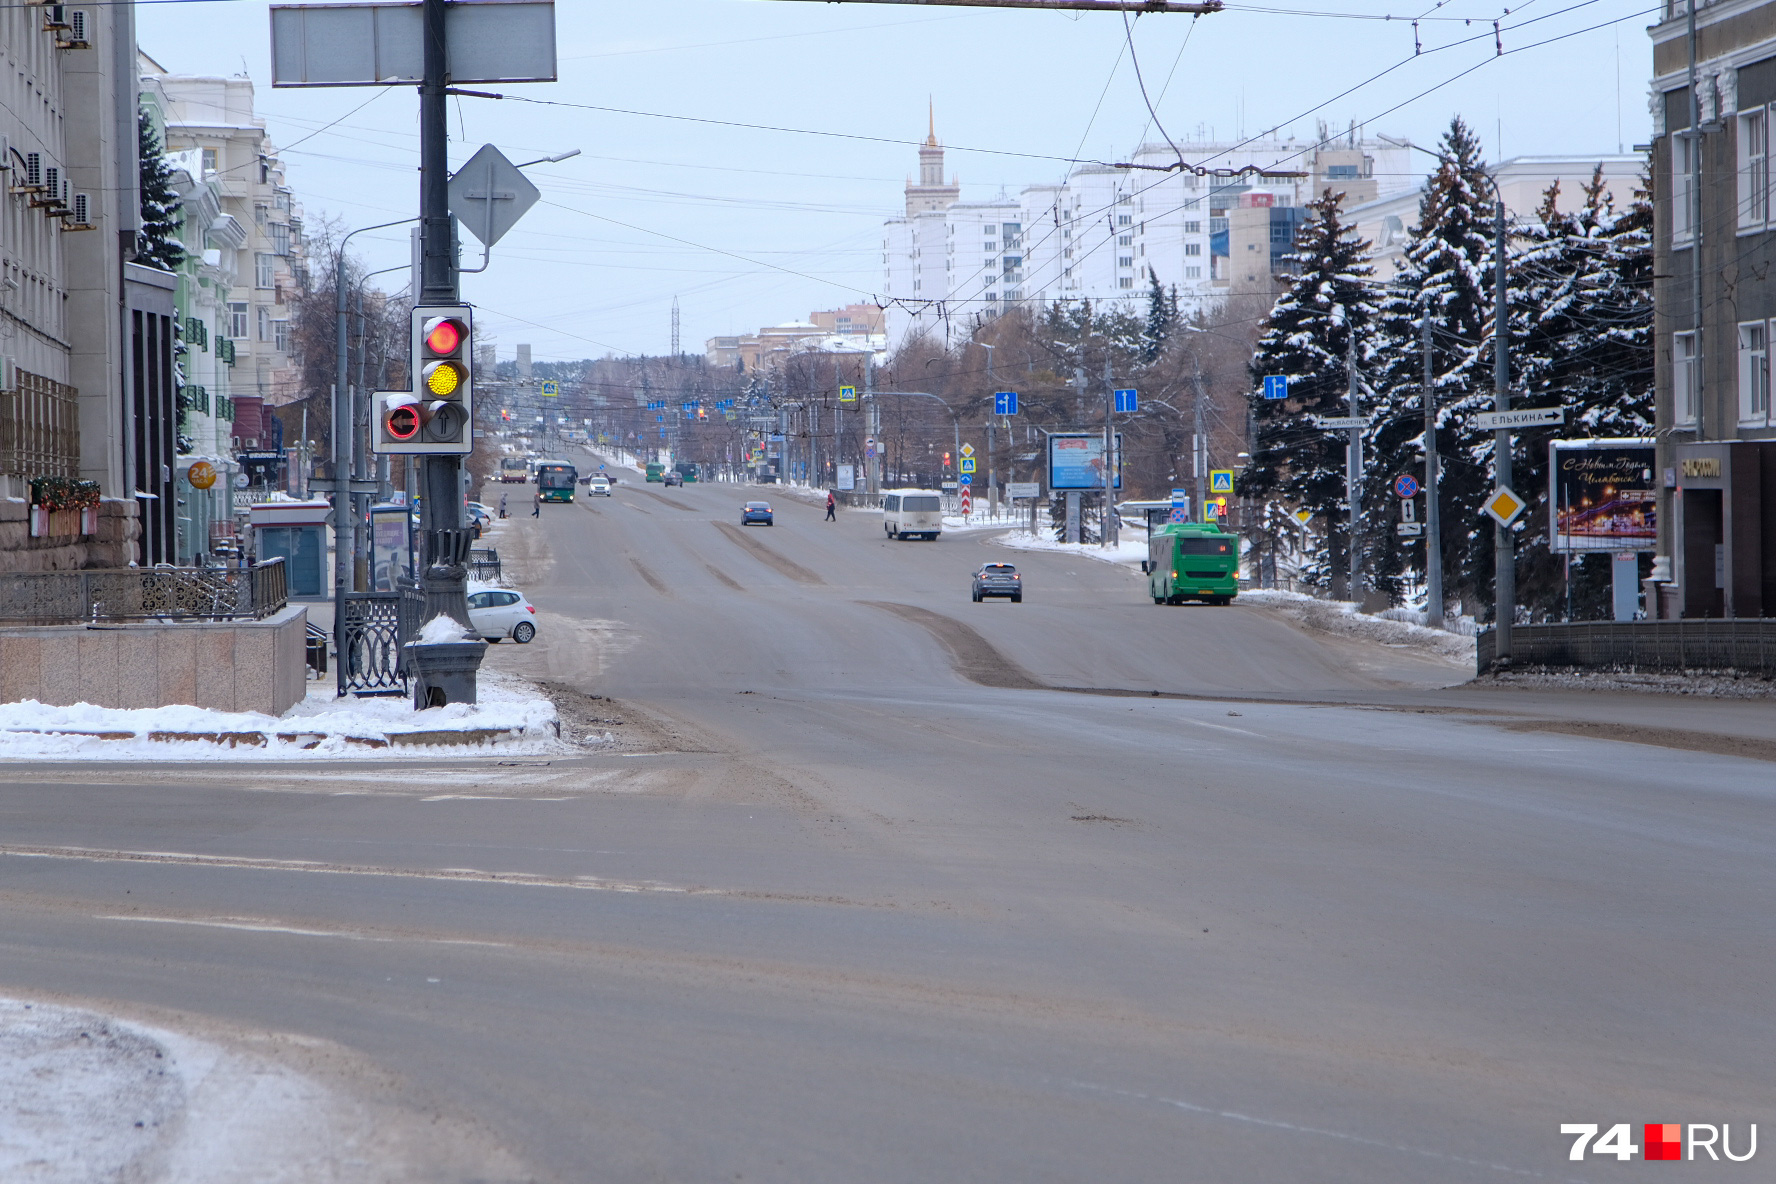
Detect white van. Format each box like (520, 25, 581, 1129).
(882, 489, 944, 541)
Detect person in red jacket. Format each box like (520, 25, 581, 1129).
(825, 491, 837, 521)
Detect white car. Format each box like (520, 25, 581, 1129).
(588, 477, 611, 495)
(466, 586, 537, 643)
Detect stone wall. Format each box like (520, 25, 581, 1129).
(0, 497, 139, 571)
(0, 604, 308, 715)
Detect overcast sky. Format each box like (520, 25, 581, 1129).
(139, 0, 1656, 363)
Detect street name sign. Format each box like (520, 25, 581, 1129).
(1006, 481, 1039, 499)
(1475, 407, 1565, 430)
(1482, 487, 1527, 527)
(1313, 415, 1369, 430)
(1262, 375, 1289, 400)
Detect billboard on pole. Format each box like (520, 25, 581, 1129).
(1549, 439, 1657, 553)
(1047, 432, 1122, 491)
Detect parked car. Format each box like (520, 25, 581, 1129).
(971, 563, 1023, 603)
(466, 502, 493, 529)
(741, 501, 774, 526)
(587, 477, 612, 496)
(466, 585, 537, 643)
(663, 471, 683, 487)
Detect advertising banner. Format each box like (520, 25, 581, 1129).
(1047, 432, 1122, 491)
(836, 464, 855, 492)
(1549, 439, 1657, 553)
(369, 505, 411, 591)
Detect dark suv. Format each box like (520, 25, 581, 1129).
(972, 563, 1022, 603)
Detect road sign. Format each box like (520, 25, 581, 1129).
(1401, 497, 1417, 523)
(960, 487, 972, 514)
(958, 474, 972, 486)
(1209, 469, 1233, 495)
(866, 438, 876, 458)
(1293, 508, 1313, 525)
(1170, 488, 1187, 507)
(541, 380, 559, 397)
(1262, 375, 1289, 400)
(1113, 388, 1137, 414)
(960, 444, 974, 458)
(1006, 481, 1039, 499)
(1203, 500, 1225, 522)
(1312, 415, 1370, 430)
(994, 391, 1018, 415)
(1396, 522, 1424, 537)
(1474, 407, 1565, 430)
(270, 1, 559, 88)
(959, 457, 975, 473)
(1482, 486, 1527, 527)
(839, 385, 856, 403)
(448, 143, 540, 247)
(1393, 473, 1420, 499)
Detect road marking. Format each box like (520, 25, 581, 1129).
(1, 844, 713, 896)
(418, 794, 575, 802)
(92, 914, 512, 947)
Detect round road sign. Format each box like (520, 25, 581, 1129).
(1393, 473, 1421, 499)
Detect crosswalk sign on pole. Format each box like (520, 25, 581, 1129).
(541, 380, 559, 397)
(839, 386, 856, 403)
(1209, 469, 1234, 495)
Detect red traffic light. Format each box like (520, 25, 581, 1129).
(387, 405, 421, 440)
(423, 317, 464, 356)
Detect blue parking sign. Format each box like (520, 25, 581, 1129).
(1262, 375, 1289, 400)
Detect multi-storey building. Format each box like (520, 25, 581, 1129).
(0, 1, 172, 570)
(881, 122, 1417, 348)
(1649, 0, 1776, 618)
(147, 70, 306, 424)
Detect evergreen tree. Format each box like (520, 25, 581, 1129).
(1140, 269, 1177, 364)
(1246, 187, 1378, 596)
(137, 108, 184, 272)
(1365, 116, 1499, 614)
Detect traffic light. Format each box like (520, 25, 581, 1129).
(375, 305, 473, 454)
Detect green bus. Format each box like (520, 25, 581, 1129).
(1144, 523, 1239, 605)
(645, 462, 665, 482)
(536, 461, 577, 503)
(673, 462, 699, 483)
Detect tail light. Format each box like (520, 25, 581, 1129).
(527, 605, 536, 614)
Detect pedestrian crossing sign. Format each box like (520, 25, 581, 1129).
(541, 380, 559, 396)
(959, 457, 976, 473)
(1210, 469, 1234, 494)
(839, 386, 856, 403)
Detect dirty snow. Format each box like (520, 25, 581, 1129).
(1476, 667, 1776, 697)
(0, 668, 565, 760)
(992, 529, 1149, 566)
(1240, 589, 1475, 664)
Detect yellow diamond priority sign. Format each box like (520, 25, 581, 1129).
(1482, 487, 1526, 527)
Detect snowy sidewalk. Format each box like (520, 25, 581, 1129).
(0, 668, 566, 760)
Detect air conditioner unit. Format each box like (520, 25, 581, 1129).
(32, 166, 58, 208)
(42, 5, 70, 31)
(62, 191, 94, 231)
(11, 152, 42, 194)
(56, 10, 89, 48)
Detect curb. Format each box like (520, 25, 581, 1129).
(0, 725, 556, 750)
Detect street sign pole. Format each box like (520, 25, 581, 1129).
(1423, 317, 1443, 630)
(1346, 333, 1363, 602)
(1492, 196, 1514, 665)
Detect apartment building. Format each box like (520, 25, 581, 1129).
(881, 122, 1416, 349)
(1650, 0, 1776, 618)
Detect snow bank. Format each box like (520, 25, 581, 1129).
(0, 669, 565, 760)
(992, 529, 1149, 567)
(1241, 588, 1475, 663)
(418, 613, 471, 644)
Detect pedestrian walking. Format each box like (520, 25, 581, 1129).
(499, 494, 508, 518)
(531, 491, 541, 518)
(825, 491, 837, 522)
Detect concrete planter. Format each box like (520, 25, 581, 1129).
(403, 638, 489, 710)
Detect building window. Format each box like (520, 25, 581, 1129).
(1185, 243, 1202, 256)
(255, 203, 270, 229)
(1673, 133, 1696, 242)
(1184, 221, 1201, 233)
(1185, 266, 1202, 279)
(1740, 321, 1772, 423)
(1118, 277, 1135, 289)
(1673, 331, 1697, 425)
(270, 222, 290, 256)
(1327, 164, 1359, 179)
(258, 306, 272, 342)
(255, 253, 276, 289)
(1118, 256, 1134, 268)
(273, 319, 289, 353)
(1118, 235, 1132, 246)
(201, 147, 219, 174)
(1741, 107, 1771, 229)
(228, 302, 248, 339)
(1117, 215, 1132, 227)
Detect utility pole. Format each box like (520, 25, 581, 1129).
(1346, 332, 1363, 603)
(1191, 364, 1206, 528)
(1491, 195, 1514, 662)
(1102, 354, 1116, 547)
(983, 344, 996, 520)
(1422, 317, 1443, 630)
(865, 355, 880, 497)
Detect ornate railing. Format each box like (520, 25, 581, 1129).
(0, 557, 288, 624)
(468, 548, 501, 581)
(339, 591, 406, 695)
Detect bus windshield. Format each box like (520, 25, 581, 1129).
(536, 464, 576, 491)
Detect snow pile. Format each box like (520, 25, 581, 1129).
(417, 613, 471, 644)
(1241, 588, 1475, 663)
(993, 529, 1149, 567)
(0, 669, 565, 760)
(1478, 667, 1776, 697)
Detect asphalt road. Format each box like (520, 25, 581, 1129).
(3, 455, 1773, 1182)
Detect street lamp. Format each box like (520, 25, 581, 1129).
(1387, 138, 1511, 647)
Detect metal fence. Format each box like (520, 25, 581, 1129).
(0, 369, 80, 481)
(1478, 620, 1776, 677)
(338, 591, 406, 695)
(0, 558, 287, 624)
(468, 548, 501, 581)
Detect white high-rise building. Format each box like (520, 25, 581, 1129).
(882, 123, 1417, 349)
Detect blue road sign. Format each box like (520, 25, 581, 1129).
(1262, 375, 1289, 400)
(655, 415, 663, 422)
(958, 474, 972, 486)
(1113, 388, 1138, 414)
(1170, 488, 1187, 507)
(541, 380, 559, 397)
(994, 390, 1019, 415)
(1393, 473, 1421, 499)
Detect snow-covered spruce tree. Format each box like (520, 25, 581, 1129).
(137, 108, 184, 272)
(1141, 270, 1177, 364)
(1504, 167, 1655, 619)
(1246, 186, 1378, 598)
(1366, 116, 1498, 614)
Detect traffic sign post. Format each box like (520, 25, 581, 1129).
(1475, 407, 1564, 430)
(839, 385, 856, 404)
(1262, 375, 1289, 400)
(1483, 487, 1527, 527)
(1113, 388, 1137, 414)
(1312, 415, 1370, 431)
(1209, 469, 1234, 495)
(1392, 473, 1420, 499)
(994, 391, 1018, 416)
(541, 380, 558, 397)
(959, 457, 975, 474)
